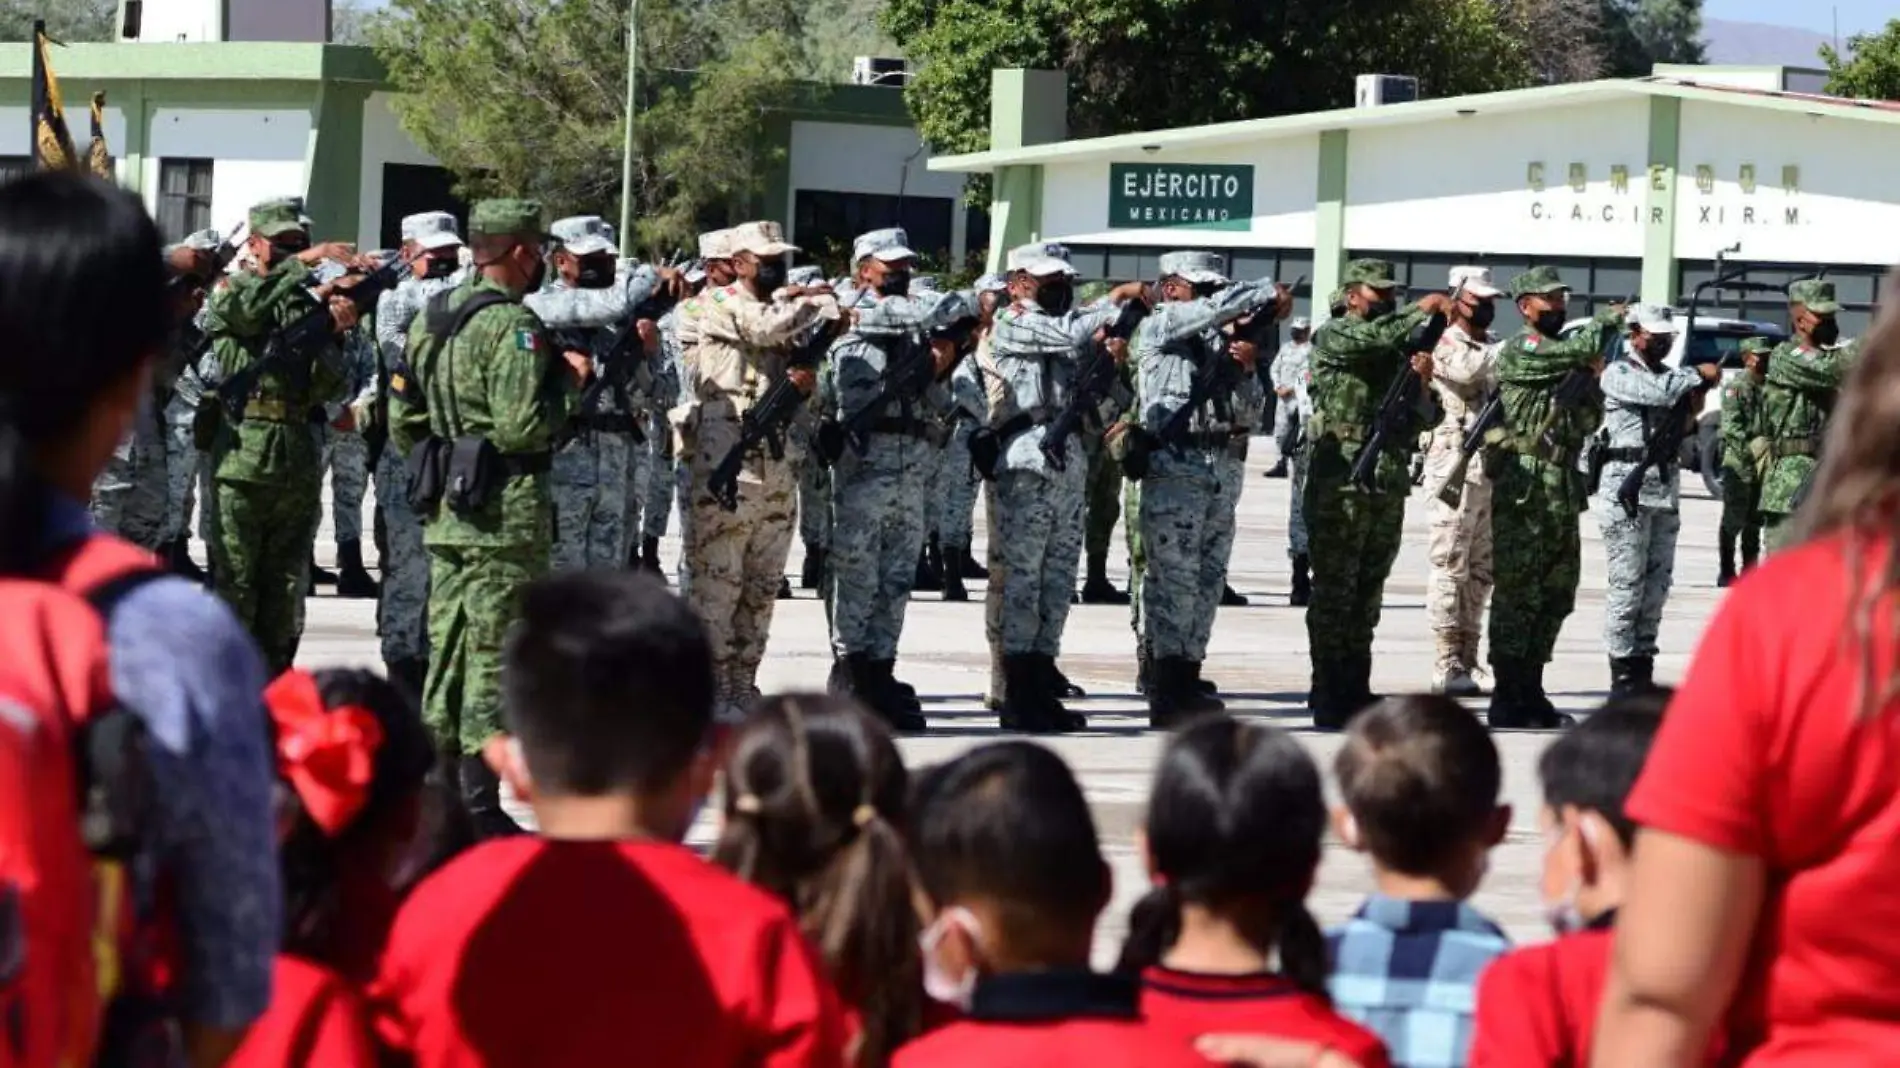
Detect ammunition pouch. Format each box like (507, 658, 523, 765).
(191, 399, 225, 451)
(1120, 427, 1159, 482)
(1585, 436, 1610, 496)
(969, 408, 1052, 481)
(442, 436, 552, 515)
(244, 398, 292, 423)
(406, 436, 449, 513)
(816, 419, 846, 466)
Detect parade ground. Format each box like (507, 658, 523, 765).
(292, 443, 1728, 962)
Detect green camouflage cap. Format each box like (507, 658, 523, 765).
(469, 198, 546, 241)
(1738, 336, 1774, 355)
(1342, 258, 1399, 290)
(1508, 265, 1569, 298)
(1328, 287, 1347, 312)
(248, 199, 304, 239)
(1788, 278, 1841, 314)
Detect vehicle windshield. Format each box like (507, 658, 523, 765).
(1685, 328, 1784, 369)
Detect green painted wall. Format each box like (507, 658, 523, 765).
(1641, 95, 1681, 305)
(1314, 129, 1349, 308)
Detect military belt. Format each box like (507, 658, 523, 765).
(1765, 437, 1818, 460)
(242, 398, 293, 423)
(1323, 422, 1366, 445)
(1505, 437, 1575, 466)
(993, 407, 1055, 443)
(868, 416, 930, 439)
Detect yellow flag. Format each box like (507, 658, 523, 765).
(88, 92, 112, 179)
(31, 21, 79, 173)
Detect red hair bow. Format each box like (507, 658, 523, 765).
(265, 670, 384, 837)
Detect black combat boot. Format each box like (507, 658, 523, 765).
(1717, 539, 1737, 589)
(777, 576, 794, 600)
(827, 655, 858, 699)
(999, 655, 1062, 733)
(1149, 657, 1224, 730)
(958, 543, 989, 580)
(1289, 554, 1312, 607)
(336, 539, 379, 599)
(871, 659, 924, 714)
(1220, 583, 1249, 607)
(1080, 552, 1129, 605)
(866, 659, 926, 733)
(1036, 655, 1087, 730)
(801, 542, 825, 589)
(941, 545, 969, 602)
(1488, 659, 1573, 730)
(310, 552, 338, 588)
(1309, 660, 1353, 731)
(1608, 657, 1644, 701)
(385, 657, 427, 707)
(914, 536, 943, 593)
(164, 537, 209, 584)
(1044, 658, 1086, 699)
(1135, 638, 1153, 696)
(459, 755, 524, 840)
(640, 535, 665, 579)
(1264, 458, 1289, 479)
(1189, 661, 1223, 704)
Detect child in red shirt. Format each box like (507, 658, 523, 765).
(1117, 716, 1389, 1068)
(894, 741, 1208, 1068)
(370, 571, 850, 1068)
(228, 667, 439, 1068)
(1468, 695, 1694, 1068)
(711, 694, 927, 1066)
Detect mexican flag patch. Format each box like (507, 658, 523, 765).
(1524, 336, 1540, 350)
(516, 328, 539, 352)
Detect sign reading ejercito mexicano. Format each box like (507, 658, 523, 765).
(1109, 163, 1254, 231)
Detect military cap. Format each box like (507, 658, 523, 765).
(167, 228, 223, 256)
(1448, 265, 1503, 298)
(401, 211, 463, 251)
(698, 229, 735, 260)
(1157, 250, 1229, 286)
(852, 227, 917, 265)
(1342, 258, 1400, 290)
(551, 215, 618, 257)
(1626, 302, 1678, 335)
(787, 265, 826, 287)
(1290, 316, 1311, 331)
(1005, 241, 1075, 278)
(1789, 278, 1841, 314)
(248, 199, 305, 239)
(1738, 336, 1774, 355)
(1327, 288, 1347, 313)
(728, 220, 798, 258)
(973, 272, 1009, 294)
(1508, 265, 1569, 298)
(469, 199, 545, 241)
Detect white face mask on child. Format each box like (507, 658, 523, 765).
(918, 907, 984, 1012)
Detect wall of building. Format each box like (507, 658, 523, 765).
(0, 105, 131, 176)
(1040, 135, 1320, 250)
(126, 0, 222, 43)
(358, 90, 445, 246)
(145, 106, 310, 225)
(786, 119, 972, 263)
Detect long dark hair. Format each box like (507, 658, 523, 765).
(0, 173, 165, 572)
(1115, 715, 1330, 997)
(711, 694, 920, 1067)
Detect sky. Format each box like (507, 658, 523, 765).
(1705, 0, 1888, 36)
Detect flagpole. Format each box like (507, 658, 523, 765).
(30, 19, 43, 168)
(617, 0, 638, 249)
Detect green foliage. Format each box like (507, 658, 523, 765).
(884, 0, 1534, 203)
(1, 0, 116, 41)
(1598, 0, 1705, 76)
(369, 0, 805, 255)
(1823, 19, 1900, 101)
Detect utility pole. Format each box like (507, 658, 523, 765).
(617, 0, 639, 246)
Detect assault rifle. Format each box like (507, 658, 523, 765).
(1040, 297, 1150, 471)
(708, 315, 846, 511)
(553, 284, 682, 449)
(1614, 391, 1699, 518)
(1349, 300, 1453, 493)
(1435, 392, 1504, 508)
(834, 307, 982, 459)
(173, 222, 248, 367)
(216, 252, 409, 424)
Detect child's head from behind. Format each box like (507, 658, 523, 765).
(712, 694, 919, 1064)
(1537, 692, 1667, 932)
(1334, 695, 1507, 896)
(500, 571, 716, 839)
(267, 667, 436, 958)
(912, 742, 1108, 1002)
(1117, 716, 1329, 994)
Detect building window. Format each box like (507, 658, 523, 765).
(793, 190, 953, 273)
(379, 163, 470, 251)
(0, 156, 33, 187)
(121, 0, 142, 39)
(156, 159, 214, 243)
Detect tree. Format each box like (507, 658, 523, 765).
(1597, 0, 1704, 77)
(884, 0, 1534, 197)
(1501, 0, 1608, 84)
(331, 0, 373, 45)
(0, 0, 117, 41)
(369, 0, 805, 254)
(1823, 19, 1900, 101)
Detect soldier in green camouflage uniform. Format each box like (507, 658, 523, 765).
(202, 200, 356, 672)
(1485, 266, 1622, 728)
(1718, 335, 1771, 586)
(390, 199, 576, 837)
(1753, 280, 1858, 554)
(1304, 260, 1452, 729)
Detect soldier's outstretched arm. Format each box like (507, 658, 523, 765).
(207, 262, 311, 340)
(1135, 282, 1273, 349)
(1767, 340, 1856, 393)
(482, 307, 569, 454)
(701, 292, 836, 348)
(1498, 307, 1621, 384)
(1601, 360, 1702, 408)
(1311, 302, 1431, 372)
(522, 264, 660, 330)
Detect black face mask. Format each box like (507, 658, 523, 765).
(1468, 302, 1496, 331)
(423, 255, 457, 280)
(1191, 281, 1223, 300)
(574, 256, 616, 289)
(878, 268, 912, 297)
(1036, 280, 1074, 316)
(1366, 297, 1397, 319)
(1810, 316, 1840, 347)
(1533, 309, 1567, 338)
(269, 239, 309, 265)
(525, 255, 548, 294)
(754, 259, 788, 293)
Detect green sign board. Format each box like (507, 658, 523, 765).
(1109, 163, 1254, 231)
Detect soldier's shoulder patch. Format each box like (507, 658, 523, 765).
(711, 288, 729, 304)
(516, 328, 539, 352)
(1523, 335, 1541, 349)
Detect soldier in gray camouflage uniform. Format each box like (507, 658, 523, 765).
(314, 254, 382, 598)
(822, 230, 968, 730)
(372, 211, 468, 696)
(155, 230, 227, 579)
(936, 333, 988, 602)
(1271, 315, 1315, 605)
(1127, 252, 1280, 726)
(791, 263, 834, 595)
(1595, 303, 1717, 699)
(988, 242, 1145, 731)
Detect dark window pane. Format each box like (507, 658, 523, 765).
(157, 159, 214, 243)
(792, 190, 954, 271)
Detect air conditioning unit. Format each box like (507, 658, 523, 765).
(852, 56, 910, 87)
(1355, 74, 1420, 108)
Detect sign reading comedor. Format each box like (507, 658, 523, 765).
(1109, 163, 1254, 231)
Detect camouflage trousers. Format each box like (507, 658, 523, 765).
(319, 426, 370, 545)
(1287, 441, 1309, 558)
(829, 441, 932, 659)
(161, 387, 203, 546)
(932, 422, 981, 549)
(1303, 445, 1407, 663)
(641, 410, 674, 541)
(995, 464, 1086, 656)
(550, 431, 634, 573)
(1084, 439, 1123, 561)
(984, 480, 1006, 702)
(375, 448, 429, 664)
(798, 454, 831, 551)
(1488, 460, 1583, 666)
(1422, 438, 1493, 671)
(1719, 467, 1763, 566)
(209, 471, 322, 675)
(1125, 478, 1145, 636)
(686, 454, 798, 703)
(92, 398, 170, 551)
(1599, 505, 1681, 660)
(425, 542, 543, 755)
(618, 429, 656, 558)
(1139, 452, 1230, 661)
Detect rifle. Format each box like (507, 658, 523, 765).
(1040, 297, 1150, 471)
(834, 308, 981, 459)
(1349, 301, 1453, 493)
(553, 285, 682, 449)
(1614, 390, 1699, 518)
(707, 313, 848, 512)
(173, 222, 248, 370)
(1435, 392, 1504, 508)
(215, 254, 409, 424)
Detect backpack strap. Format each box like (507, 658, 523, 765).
(423, 289, 512, 343)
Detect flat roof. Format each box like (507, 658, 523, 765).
(930, 76, 1900, 173)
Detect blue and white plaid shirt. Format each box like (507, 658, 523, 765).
(1326, 894, 1512, 1068)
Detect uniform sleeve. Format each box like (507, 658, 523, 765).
(1625, 576, 1769, 855)
(207, 263, 308, 340)
(481, 308, 571, 455)
(701, 295, 834, 348)
(521, 266, 658, 331)
(1601, 363, 1701, 408)
(1312, 304, 1431, 372)
(1768, 343, 1855, 393)
(993, 305, 1108, 360)
(1432, 336, 1498, 392)
(377, 283, 419, 363)
(749, 915, 851, 1068)
(1719, 382, 1755, 460)
(1468, 950, 1564, 1068)
(1499, 307, 1621, 384)
(1140, 284, 1271, 347)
